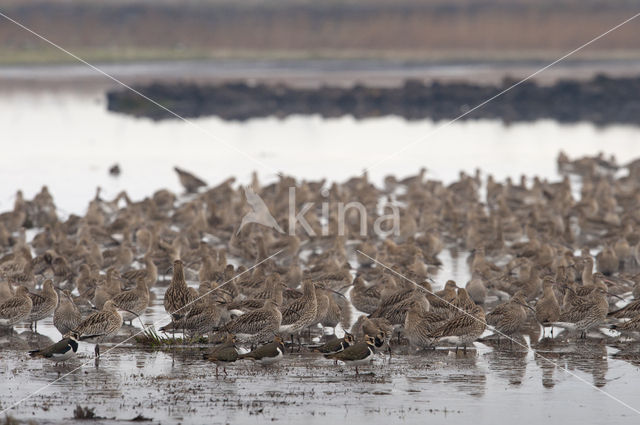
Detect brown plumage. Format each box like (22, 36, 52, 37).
(110, 277, 149, 323)
(428, 304, 486, 352)
(608, 299, 640, 319)
(279, 279, 317, 337)
(161, 289, 227, 337)
(205, 333, 238, 376)
(73, 299, 123, 356)
(221, 298, 282, 344)
(164, 259, 195, 320)
(350, 316, 393, 349)
(53, 290, 82, 336)
(557, 284, 609, 337)
(174, 166, 207, 193)
(536, 277, 560, 336)
(404, 294, 448, 349)
(73, 300, 123, 340)
(93, 268, 122, 309)
(486, 291, 528, 336)
(349, 275, 381, 314)
(122, 253, 157, 288)
(27, 279, 58, 329)
(0, 286, 33, 327)
(610, 315, 640, 336)
(0, 280, 14, 301)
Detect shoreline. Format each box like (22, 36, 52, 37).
(2, 58, 640, 92)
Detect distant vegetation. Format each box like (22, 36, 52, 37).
(0, 0, 639, 64)
(107, 74, 640, 125)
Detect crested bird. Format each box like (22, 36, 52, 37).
(325, 334, 377, 375)
(29, 335, 79, 365)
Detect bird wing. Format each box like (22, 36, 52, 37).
(227, 310, 274, 335)
(0, 297, 30, 318)
(328, 342, 369, 360)
(122, 269, 147, 283)
(38, 338, 74, 357)
(28, 292, 46, 304)
(111, 290, 136, 306)
(281, 300, 304, 325)
(431, 314, 481, 338)
(75, 311, 118, 337)
(560, 298, 594, 321)
(207, 345, 238, 362)
(241, 342, 277, 359)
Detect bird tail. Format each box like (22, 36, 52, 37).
(607, 308, 623, 318)
(78, 334, 103, 341)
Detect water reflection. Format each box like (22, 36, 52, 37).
(2, 90, 640, 215)
(483, 336, 528, 386)
(534, 339, 608, 388)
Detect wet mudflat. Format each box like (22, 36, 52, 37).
(2, 285, 640, 425)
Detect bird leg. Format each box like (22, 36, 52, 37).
(215, 365, 219, 378)
(355, 366, 359, 376)
(95, 344, 100, 358)
(463, 344, 467, 354)
(224, 367, 228, 377)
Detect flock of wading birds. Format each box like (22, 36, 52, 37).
(2, 153, 640, 375)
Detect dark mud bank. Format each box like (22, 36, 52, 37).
(106, 75, 640, 124)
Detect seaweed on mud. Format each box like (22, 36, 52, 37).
(134, 326, 208, 348)
(73, 405, 100, 420)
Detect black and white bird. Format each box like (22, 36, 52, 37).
(325, 334, 377, 375)
(29, 335, 79, 364)
(238, 335, 285, 365)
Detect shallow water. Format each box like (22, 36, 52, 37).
(1, 89, 640, 215)
(2, 277, 640, 424)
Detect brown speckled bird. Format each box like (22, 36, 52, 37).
(73, 300, 123, 357)
(279, 279, 317, 349)
(111, 277, 149, 324)
(221, 298, 282, 344)
(535, 277, 560, 337)
(428, 304, 486, 353)
(486, 291, 529, 338)
(556, 284, 609, 338)
(174, 166, 207, 193)
(164, 259, 195, 321)
(27, 279, 58, 330)
(0, 286, 33, 329)
(53, 290, 82, 336)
